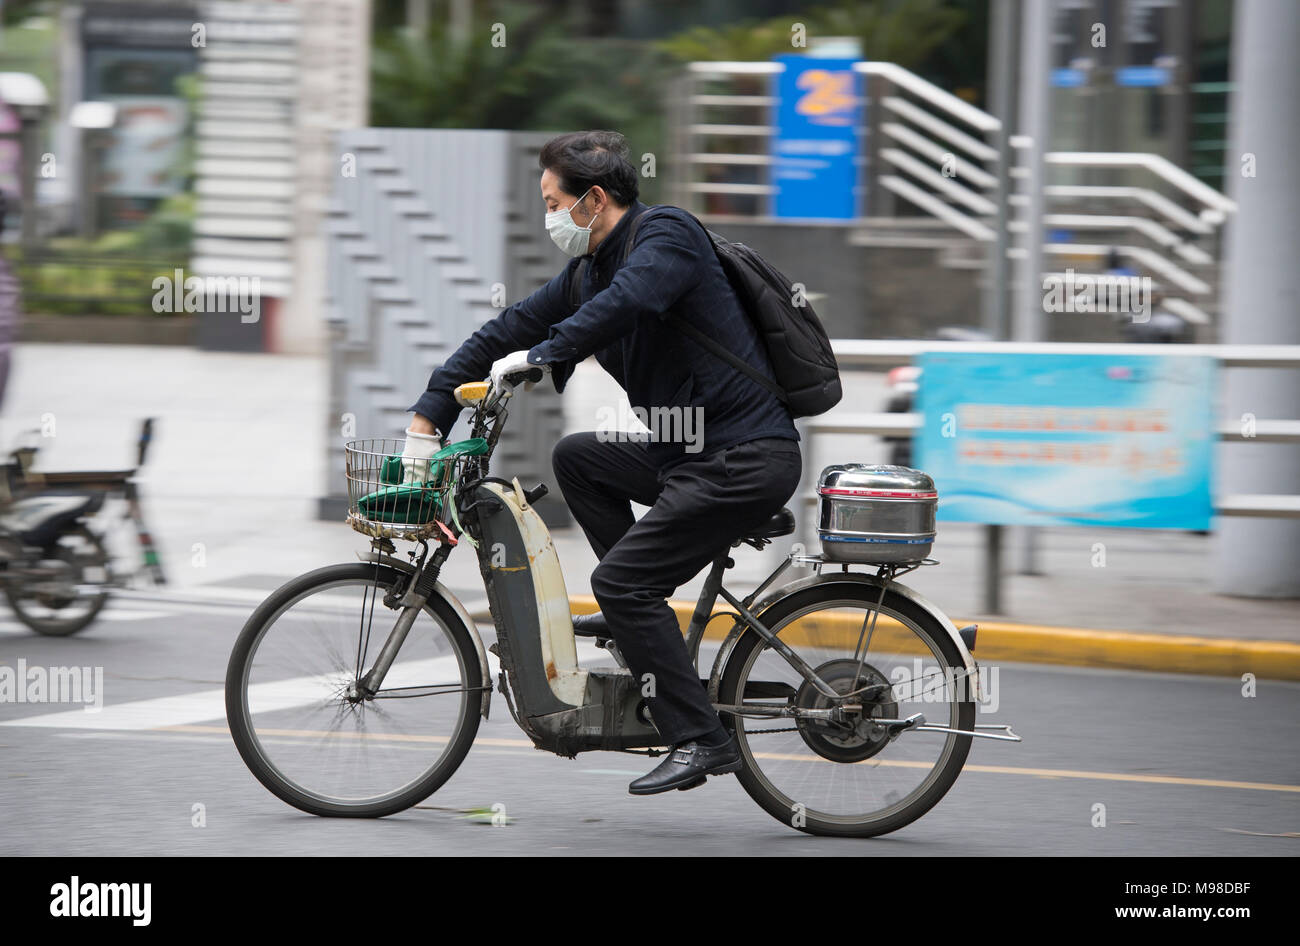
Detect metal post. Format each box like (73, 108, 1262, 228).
(864, 73, 893, 219)
(985, 524, 1004, 614)
(1013, 0, 1054, 580)
(979, 0, 1019, 609)
(1016, 0, 1051, 346)
(79, 129, 104, 240)
(1212, 0, 1300, 596)
(984, 0, 1015, 342)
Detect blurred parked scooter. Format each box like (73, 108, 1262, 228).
(0, 419, 165, 635)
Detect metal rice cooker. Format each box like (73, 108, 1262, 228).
(816, 464, 937, 564)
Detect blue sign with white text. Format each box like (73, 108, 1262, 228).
(771, 55, 861, 220)
(915, 353, 1216, 529)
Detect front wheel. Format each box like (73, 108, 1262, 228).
(225, 562, 483, 817)
(718, 582, 975, 838)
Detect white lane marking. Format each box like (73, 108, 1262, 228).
(0, 653, 497, 730)
(0, 636, 683, 730)
(0, 592, 495, 634)
(0, 608, 180, 634)
(114, 585, 492, 618)
(98, 609, 178, 622)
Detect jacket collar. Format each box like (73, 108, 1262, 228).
(590, 199, 648, 265)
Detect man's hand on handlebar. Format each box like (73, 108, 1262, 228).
(407, 413, 439, 437)
(489, 350, 549, 393)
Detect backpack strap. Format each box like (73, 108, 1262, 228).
(665, 310, 789, 405)
(627, 208, 790, 406)
(565, 205, 660, 309)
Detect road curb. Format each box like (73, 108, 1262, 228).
(568, 595, 1300, 681)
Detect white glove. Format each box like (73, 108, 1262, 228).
(489, 350, 549, 393)
(400, 427, 442, 484)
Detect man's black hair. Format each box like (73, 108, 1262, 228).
(538, 130, 639, 207)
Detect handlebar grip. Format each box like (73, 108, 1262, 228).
(507, 366, 545, 385)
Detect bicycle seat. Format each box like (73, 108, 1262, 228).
(743, 506, 795, 540)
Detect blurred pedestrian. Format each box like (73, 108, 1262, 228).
(0, 189, 20, 411)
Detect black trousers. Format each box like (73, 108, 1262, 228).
(551, 433, 802, 746)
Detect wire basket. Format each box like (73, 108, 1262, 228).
(344, 438, 456, 541)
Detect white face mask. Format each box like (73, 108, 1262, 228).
(545, 187, 599, 257)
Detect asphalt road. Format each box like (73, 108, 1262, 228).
(1, 587, 1296, 857)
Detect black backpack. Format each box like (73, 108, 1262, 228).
(567, 206, 842, 417)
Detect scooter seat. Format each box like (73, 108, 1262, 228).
(743, 506, 795, 540)
(5, 492, 103, 546)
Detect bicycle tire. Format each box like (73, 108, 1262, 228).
(225, 562, 482, 818)
(719, 581, 975, 838)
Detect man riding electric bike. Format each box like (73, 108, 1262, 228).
(403, 130, 801, 794)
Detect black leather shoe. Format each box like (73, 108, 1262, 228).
(571, 612, 609, 638)
(628, 737, 742, 795)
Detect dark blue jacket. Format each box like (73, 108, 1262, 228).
(407, 200, 798, 468)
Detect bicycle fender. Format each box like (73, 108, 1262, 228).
(354, 550, 493, 720)
(706, 570, 979, 703)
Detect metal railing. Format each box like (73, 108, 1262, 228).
(670, 60, 1234, 329)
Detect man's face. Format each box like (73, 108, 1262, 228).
(540, 168, 599, 228)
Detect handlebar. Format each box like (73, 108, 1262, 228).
(505, 365, 545, 386)
(454, 364, 542, 414)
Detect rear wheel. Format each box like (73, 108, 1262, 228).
(718, 582, 975, 838)
(225, 562, 482, 817)
(5, 525, 112, 636)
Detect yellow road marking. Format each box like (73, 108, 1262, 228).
(569, 595, 1300, 681)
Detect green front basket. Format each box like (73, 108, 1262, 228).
(357, 438, 489, 524)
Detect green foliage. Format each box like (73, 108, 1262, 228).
(17, 62, 201, 314)
(813, 0, 968, 67)
(0, 0, 52, 27)
(369, 1, 670, 199)
(0, 5, 59, 101)
(368, 1, 985, 206)
(7, 192, 192, 316)
(655, 0, 980, 99)
(117, 192, 196, 255)
(654, 19, 810, 64)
